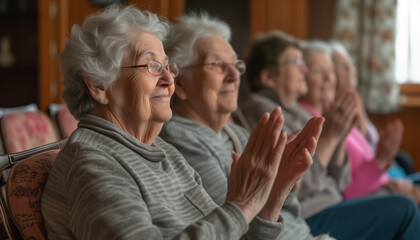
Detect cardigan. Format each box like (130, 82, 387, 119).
(41, 114, 283, 240)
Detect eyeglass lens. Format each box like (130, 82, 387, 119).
(216, 60, 246, 75)
(148, 61, 179, 77)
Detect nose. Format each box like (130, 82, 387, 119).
(225, 64, 240, 81)
(299, 63, 308, 73)
(158, 67, 174, 86)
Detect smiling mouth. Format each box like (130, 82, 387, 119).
(151, 94, 170, 100)
(220, 89, 236, 94)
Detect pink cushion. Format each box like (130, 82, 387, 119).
(56, 108, 77, 139)
(1, 112, 59, 153)
(8, 149, 59, 240)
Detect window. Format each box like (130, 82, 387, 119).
(395, 0, 420, 83)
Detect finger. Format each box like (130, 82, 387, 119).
(246, 112, 270, 154)
(287, 129, 302, 144)
(292, 117, 324, 146)
(260, 108, 284, 160)
(271, 131, 287, 169)
(305, 136, 317, 156)
(229, 151, 240, 179)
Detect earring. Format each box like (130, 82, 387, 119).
(99, 98, 103, 102)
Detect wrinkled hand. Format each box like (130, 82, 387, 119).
(316, 91, 357, 167)
(226, 107, 287, 223)
(257, 117, 324, 221)
(375, 119, 404, 170)
(386, 179, 420, 204)
(321, 90, 358, 142)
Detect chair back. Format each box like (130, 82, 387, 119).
(1, 111, 59, 154)
(0, 104, 38, 155)
(48, 104, 77, 139)
(0, 139, 67, 240)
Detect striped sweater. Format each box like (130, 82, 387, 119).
(41, 114, 282, 240)
(160, 114, 318, 240)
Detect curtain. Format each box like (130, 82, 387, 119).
(333, 0, 399, 113)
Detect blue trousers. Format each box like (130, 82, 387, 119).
(306, 195, 420, 240)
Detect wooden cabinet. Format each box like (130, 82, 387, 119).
(0, 0, 38, 107)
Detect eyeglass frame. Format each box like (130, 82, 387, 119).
(181, 59, 246, 75)
(121, 60, 179, 77)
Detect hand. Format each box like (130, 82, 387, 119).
(375, 119, 404, 170)
(386, 179, 420, 204)
(353, 93, 369, 135)
(258, 117, 324, 221)
(321, 90, 357, 142)
(316, 90, 357, 167)
(226, 107, 287, 223)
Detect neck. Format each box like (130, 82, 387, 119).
(90, 106, 162, 145)
(173, 101, 229, 133)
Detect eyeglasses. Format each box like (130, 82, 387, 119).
(280, 58, 306, 67)
(182, 59, 246, 75)
(121, 60, 179, 77)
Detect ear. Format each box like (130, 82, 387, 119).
(173, 74, 188, 101)
(83, 77, 108, 104)
(259, 69, 277, 89)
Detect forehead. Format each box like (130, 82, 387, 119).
(333, 52, 350, 64)
(129, 30, 168, 62)
(307, 51, 332, 67)
(195, 35, 237, 60)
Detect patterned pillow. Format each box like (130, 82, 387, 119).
(1, 112, 59, 153)
(7, 149, 59, 240)
(56, 107, 77, 139)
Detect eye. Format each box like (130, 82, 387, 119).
(148, 61, 162, 75)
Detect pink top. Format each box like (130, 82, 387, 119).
(298, 102, 389, 199)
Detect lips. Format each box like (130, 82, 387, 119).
(150, 90, 170, 99)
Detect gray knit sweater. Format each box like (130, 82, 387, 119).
(41, 114, 283, 240)
(160, 114, 317, 240)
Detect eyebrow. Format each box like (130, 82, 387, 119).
(206, 53, 238, 61)
(132, 51, 169, 64)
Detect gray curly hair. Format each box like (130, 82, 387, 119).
(164, 12, 231, 68)
(60, 4, 170, 119)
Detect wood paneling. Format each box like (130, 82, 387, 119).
(369, 107, 420, 172)
(250, 0, 308, 39)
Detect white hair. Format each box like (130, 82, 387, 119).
(164, 12, 231, 68)
(60, 4, 170, 119)
(303, 40, 332, 62)
(329, 41, 354, 65)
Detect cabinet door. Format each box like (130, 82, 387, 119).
(38, 0, 185, 110)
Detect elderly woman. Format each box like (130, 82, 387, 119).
(329, 42, 420, 200)
(160, 14, 330, 240)
(239, 33, 420, 240)
(299, 40, 420, 201)
(40, 5, 310, 240)
(240, 32, 354, 218)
